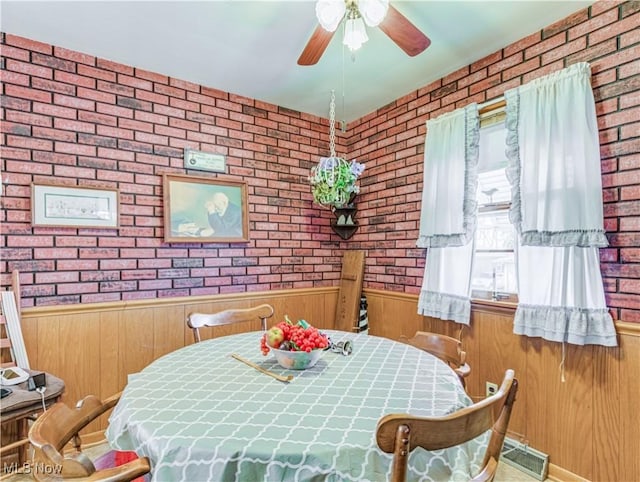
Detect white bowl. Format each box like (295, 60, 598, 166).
(272, 347, 323, 370)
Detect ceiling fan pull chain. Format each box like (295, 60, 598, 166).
(329, 89, 337, 158)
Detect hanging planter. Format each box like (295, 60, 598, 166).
(309, 91, 365, 209)
(310, 156, 364, 208)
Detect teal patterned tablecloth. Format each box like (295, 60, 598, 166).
(106, 331, 487, 481)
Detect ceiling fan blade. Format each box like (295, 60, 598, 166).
(378, 5, 431, 57)
(298, 24, 336, 66)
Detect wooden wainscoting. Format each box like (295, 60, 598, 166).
(11, 287, 639, 481)
(364, 288, 640, 482)
(17, 287, 338, 437)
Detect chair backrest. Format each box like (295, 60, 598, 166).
(187, 303, 274, 343)
(401, 331, 470, 387)
(28, 392, 151, 481)
(376, 369, 518, 482)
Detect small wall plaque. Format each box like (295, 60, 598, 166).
(184, 149, 226, 173)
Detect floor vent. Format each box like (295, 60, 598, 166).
(500, 437, 549, 481)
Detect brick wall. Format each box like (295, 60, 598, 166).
(0, 33, 350, 306)
(347, 0, 639, 322)
(1, 1, 639, 321)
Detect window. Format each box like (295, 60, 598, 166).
(470, 113, 518, 302)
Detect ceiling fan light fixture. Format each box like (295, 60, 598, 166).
(358, 0, 389, 27)
(316, 0, 346, 32)
(343, 16, 368, 52)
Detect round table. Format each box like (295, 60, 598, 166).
(106, 331, 486, 481)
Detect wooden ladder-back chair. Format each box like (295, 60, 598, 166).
(376, 369, 518, 482)
(28, 392, 150, 481)
(187, 304, 274, 343)
(401, 331, 471, 388)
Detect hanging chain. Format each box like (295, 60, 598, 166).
(329, 90, 336, 158)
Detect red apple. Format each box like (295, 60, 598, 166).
(266, 327, 284, 348)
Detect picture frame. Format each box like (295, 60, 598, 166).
(163, 173, 249, 243)
(31, 183, 119, 229)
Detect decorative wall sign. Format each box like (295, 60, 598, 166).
(163, 174, 249, 243)
(31, 184, 119, 228)
(184, 148, 226, 173)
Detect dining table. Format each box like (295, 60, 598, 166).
(106, 330, 488, 482)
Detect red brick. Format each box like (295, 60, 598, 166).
(155, 83, 186, 99)
(54, 142, 97, 157)
(543, 37, 588, 65)
(620, 154, 640, 171)
(5, 84, 52, 103)
(4, 35, 51, 54)
(32, 126, 75, 142)
(135, 89, 169, 105)
(33, 102, 77, 120)
(620, 279, 640, 294)
(620, 309, 640, 322)
(77, 87, 116, 103)
(32, 78, 75, 95)
(6, 135, 53, 151)
(621, 248, 640, 262)
(591, 42, 638, 71)
(590, 12, 640, 45)
(53, 165, 96, 180)
(35, 247, 79, 258)
(53, 46, 94, 65)
(54, 118, 95, 134)
(77, 64, 116, 82)
(117, 74, 152, 91)
(57, 282, 99, 295)
(134, 68, 168, 84)
(5, 58, 53, 78)
(97, 80, 133, 97)
(56, 259, 99, 270)
(0, 70, 29, 86)
(620, 59, 640, 79)
(568, 8, 618, 40)
(31, 53, 75, 72)
(96, 102, 134, 119)
(97, 58, 133, 75)
(0, 45, 30, 62)
(170, 77, 200, 93)
(606, 292, 640, 309)
(35, 271, 79, 283)
(31, 151, 75, 166)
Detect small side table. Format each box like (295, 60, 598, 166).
(0, 371, 65, 467)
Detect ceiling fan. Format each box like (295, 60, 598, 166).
(298, 0, 431, 66)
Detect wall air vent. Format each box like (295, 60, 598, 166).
(501, 437, 549, 481)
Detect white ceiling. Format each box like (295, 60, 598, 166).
(1, 1, 593, 123)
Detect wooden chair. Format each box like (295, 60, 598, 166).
(401, 331, 471, 388)
(376, 369, 518, 482)
(28, 392, 150, 481)
(187, 304, 274, 343)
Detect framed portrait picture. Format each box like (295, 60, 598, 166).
(163, 174, 249, 243)
(31, 183, 119, 228)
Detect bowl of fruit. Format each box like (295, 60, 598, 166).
(260, 317, 329, 370)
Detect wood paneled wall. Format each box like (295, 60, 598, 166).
(364, 289, 639, 482)
(18, 288, 337, 436)
(12, 287, 639, 481)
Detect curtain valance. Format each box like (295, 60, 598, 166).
(505, 62, 608, 248)
(417, 104, 479, 248)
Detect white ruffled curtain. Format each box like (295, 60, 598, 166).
(505, 62, 617, 346)
(417, 104, 479, 325)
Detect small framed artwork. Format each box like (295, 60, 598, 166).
(163, 173, 249, 243)
(31, 183, 119, 228)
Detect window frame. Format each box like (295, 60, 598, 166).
(470, 107, 519, 304)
